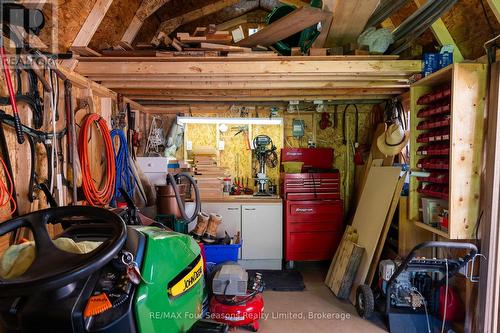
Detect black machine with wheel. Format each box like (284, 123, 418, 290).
(0, 204, 228, 333)
(355, 241, 477, 333)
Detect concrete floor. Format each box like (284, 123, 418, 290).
(235, 263, 388, 333)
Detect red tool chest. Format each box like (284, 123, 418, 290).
(280, 148, 344, 262)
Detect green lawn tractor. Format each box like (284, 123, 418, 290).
(0, 205, 227, 333)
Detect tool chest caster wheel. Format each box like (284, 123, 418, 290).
(251, 320, 259, 332)
(355, 284, 374, 319)
(285, 261, 295, 269)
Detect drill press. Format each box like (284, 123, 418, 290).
(253, 135, 278, 196)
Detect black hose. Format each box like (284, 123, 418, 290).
(166, 172, 201, 223)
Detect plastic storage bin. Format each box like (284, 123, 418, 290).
(202, 242, 241, 264)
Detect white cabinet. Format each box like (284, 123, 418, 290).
(200, 203, 241, 239)
(241, 204, 282, 260)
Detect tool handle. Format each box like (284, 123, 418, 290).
(0, 46, 24, 144)
(12, 113, 24, 144)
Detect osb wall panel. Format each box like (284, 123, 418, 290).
(388, 1, 436, 51)
(134, 15, 161, 44)
(184, 119, 283, 187)
(39, 0, 98, 52)
(284, 105, 373, 214)
(441, 0, 500, 59)
(177, 105, 373, 210)
(0, 63, 123, 252)
(89, 0, 143, 50)
(219, 125, 253, 181)
(186, 123, 218, 159)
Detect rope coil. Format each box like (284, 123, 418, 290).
(110, 129, 135, 204)
(78, 114, 115, 207)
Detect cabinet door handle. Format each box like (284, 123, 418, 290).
(227, 208, 239, 211)
(244, 208, 256, 211)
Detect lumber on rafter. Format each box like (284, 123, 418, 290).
(151, 0, 240, 45)
(324, 0, 381, 47)
(237, 6, 331, 47)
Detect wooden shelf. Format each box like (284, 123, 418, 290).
(413, 220, 450, 238)
(409, 63, 487, 239)
(412, 64, 453, 88)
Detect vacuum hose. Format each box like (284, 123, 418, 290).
(166, 173, 200, 223)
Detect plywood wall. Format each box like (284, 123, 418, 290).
(180, 104, 374, 210)
(0, 59, 147, 252)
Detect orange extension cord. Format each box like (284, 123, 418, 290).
(0, 157, 16, 215)
(78, 114, 116, 207)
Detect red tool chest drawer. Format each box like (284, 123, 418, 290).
(286, 231, 343, 261)
(286, 200, 343, 225)
(284, 200, 344, 261)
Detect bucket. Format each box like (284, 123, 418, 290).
(157, 184, 186, 218)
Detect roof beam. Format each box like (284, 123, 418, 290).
(413, 0, 464, 62)
(70, 0, 114, 56)
(75, 59, 422, 76)
(151, 0, 240, 45)
(121, 0, 172, 45)
(325, 0, 381, 47)
(486, 0, 500, 24)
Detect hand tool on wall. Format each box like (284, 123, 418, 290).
(0, 38, 24, 144)
(64, 80, 78, 205)
(319, 112, 332, 130)
(0, 114, 18, 218)
(126, 103, 138, 160)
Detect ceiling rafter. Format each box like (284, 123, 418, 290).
(413, 0, 464, 62)
(121, 0, 172, 45)
(70, 0, 115, 56)
(151, 0, 241, 45)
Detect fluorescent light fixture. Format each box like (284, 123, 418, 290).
(177, 117, 283, 125)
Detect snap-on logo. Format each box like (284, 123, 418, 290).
(286, 152, 303, 156)
(296, 208, 314, 213)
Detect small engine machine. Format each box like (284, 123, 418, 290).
(209, 263, 265, 332)
(355, 241, 477, 333)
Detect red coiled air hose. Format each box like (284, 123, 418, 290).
(78, 113, 115, 206)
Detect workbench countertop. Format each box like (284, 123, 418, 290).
(198, 195, 282, 204)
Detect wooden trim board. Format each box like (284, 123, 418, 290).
(349, 166, 402, 303)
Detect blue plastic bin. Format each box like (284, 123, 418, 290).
(203, 242, 241, 264)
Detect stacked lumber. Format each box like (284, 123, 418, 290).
(325, 226, 364, 299)
(192, 149, 227, 199)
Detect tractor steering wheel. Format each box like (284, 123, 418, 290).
(0, 206, 126, 297)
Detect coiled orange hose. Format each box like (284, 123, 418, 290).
(0, 157, 16, 215)
(78, 114, 115, 206)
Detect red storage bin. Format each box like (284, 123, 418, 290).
(417, 157, 449, 170)
(417, 116, 451, 130)
(417, 129, 450, 143)
(416, 143, 450, 156)
(418, 184, 449, 200)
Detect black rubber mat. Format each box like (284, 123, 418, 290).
(249, 270, 305, 291)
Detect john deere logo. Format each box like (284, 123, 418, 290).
(168, 258, 204, 297)
(184, 266, 202, 290)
